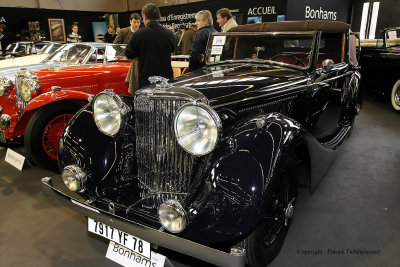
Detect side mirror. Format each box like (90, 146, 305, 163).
(322, 59, 334, 72)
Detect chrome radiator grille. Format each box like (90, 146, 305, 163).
(15, 74, 28, 118)
(134, 95, 195, 195)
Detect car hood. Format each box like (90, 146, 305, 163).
(172, 63, 309, 108)
(0, 61, 61, 80)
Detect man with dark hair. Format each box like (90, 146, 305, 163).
(174, 25, 186, 55)
(0, 24, 15, 51)
(216, 8, 238, 32)
(104, 25, 115, 43)
(67, 24, 82, 43)
(114, 13, 141, 44)
(125, 3, 175, 91)
(181, 23, 197, 55)
(189, 10, 216, 71)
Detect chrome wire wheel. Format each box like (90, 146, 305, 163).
(391, 80, 400, 112)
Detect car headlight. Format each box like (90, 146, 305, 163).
(20, 79, 33, 101)
(174, 103, 221, 156)
(93, 92, 126, 136)
(158, 200, 187, 233)
(16, 71, 39, 101)
(62, 165, 86, 192)
(0, 77, 12, 96)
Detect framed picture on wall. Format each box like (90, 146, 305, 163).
(48, 18, 66, 43)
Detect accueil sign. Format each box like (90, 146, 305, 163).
(247, 6, 277, 16)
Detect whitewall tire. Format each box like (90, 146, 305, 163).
(391, 80, 400, 112)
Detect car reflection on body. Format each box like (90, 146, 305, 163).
(42, 21, 361, 267)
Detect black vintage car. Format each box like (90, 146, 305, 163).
(42, 21, 360, 267)
(360, 27, 400, 112)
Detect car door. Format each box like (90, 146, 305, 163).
(310, 33, 355, 142)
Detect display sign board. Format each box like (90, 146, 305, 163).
(5, 148, 25, 171)
(106, 241, 166, 267)
(121, 0, 287, 31)
(286, 0, 351, 22)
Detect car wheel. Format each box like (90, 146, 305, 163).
(24, 102, 80, 171)
(244, 153, 298, 267)
(391, 80, 400, 112)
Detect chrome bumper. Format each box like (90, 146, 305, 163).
(41, 177, 246, 267)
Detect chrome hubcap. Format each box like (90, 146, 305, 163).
(395, 87, 400, 106)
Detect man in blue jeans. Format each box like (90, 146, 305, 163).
(188, 10, 216, 72)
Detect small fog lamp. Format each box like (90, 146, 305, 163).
(158, 200, 187, 233)
(61, 165, 86, 192)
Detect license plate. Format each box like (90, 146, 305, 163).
(88, 218, 151, 259)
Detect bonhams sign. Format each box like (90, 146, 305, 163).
(286, 0, 351, 22)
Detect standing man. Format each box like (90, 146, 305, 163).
(174, 25, 186, 55)
(216, 8, 238, 32)
(189, 10, 216, 72)
(181, 24, 197, 55)
(104, 25, 115, 43)
(125, 3, 175, 90)
(67, 24, 82, 43)
(114, 13, 141, 44)
(0, 24, 15, 51)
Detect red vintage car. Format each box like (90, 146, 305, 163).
(0, 44, 130, 169)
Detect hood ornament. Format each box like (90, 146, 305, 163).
(148, 76, 170, 91)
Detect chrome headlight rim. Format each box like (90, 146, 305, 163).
(17, 71, 40, 102)
(174, 102, 222, 157)
(93, 91, 128, 137)
(61, 165, 87, 192)
(158, 199, 188, 234)
(0, 77, 13, 96)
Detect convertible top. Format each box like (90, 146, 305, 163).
(229, 20, 350, 34)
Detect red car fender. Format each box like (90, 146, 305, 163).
(11, 91, 89, 139)
(24, 90, 91, 111)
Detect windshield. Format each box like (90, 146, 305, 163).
(104, 44, 128, 62)
(206, 33, 315, 69)
(44, 44, 93, 65)
(40, 43, 63, 54)
(4, 43, 29, 54)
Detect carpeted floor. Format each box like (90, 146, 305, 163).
(0, 91, 399, 267)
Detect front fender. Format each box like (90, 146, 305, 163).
(24, 90, 91, 111)
(183, 113, 304, 243)
(11, 91, 90, 139)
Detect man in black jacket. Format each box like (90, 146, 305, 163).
(104, 25, 115, 43)
(188, 10, 216, 72)
(125, 3, 176, 88)
(0, 24, 15, 51)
